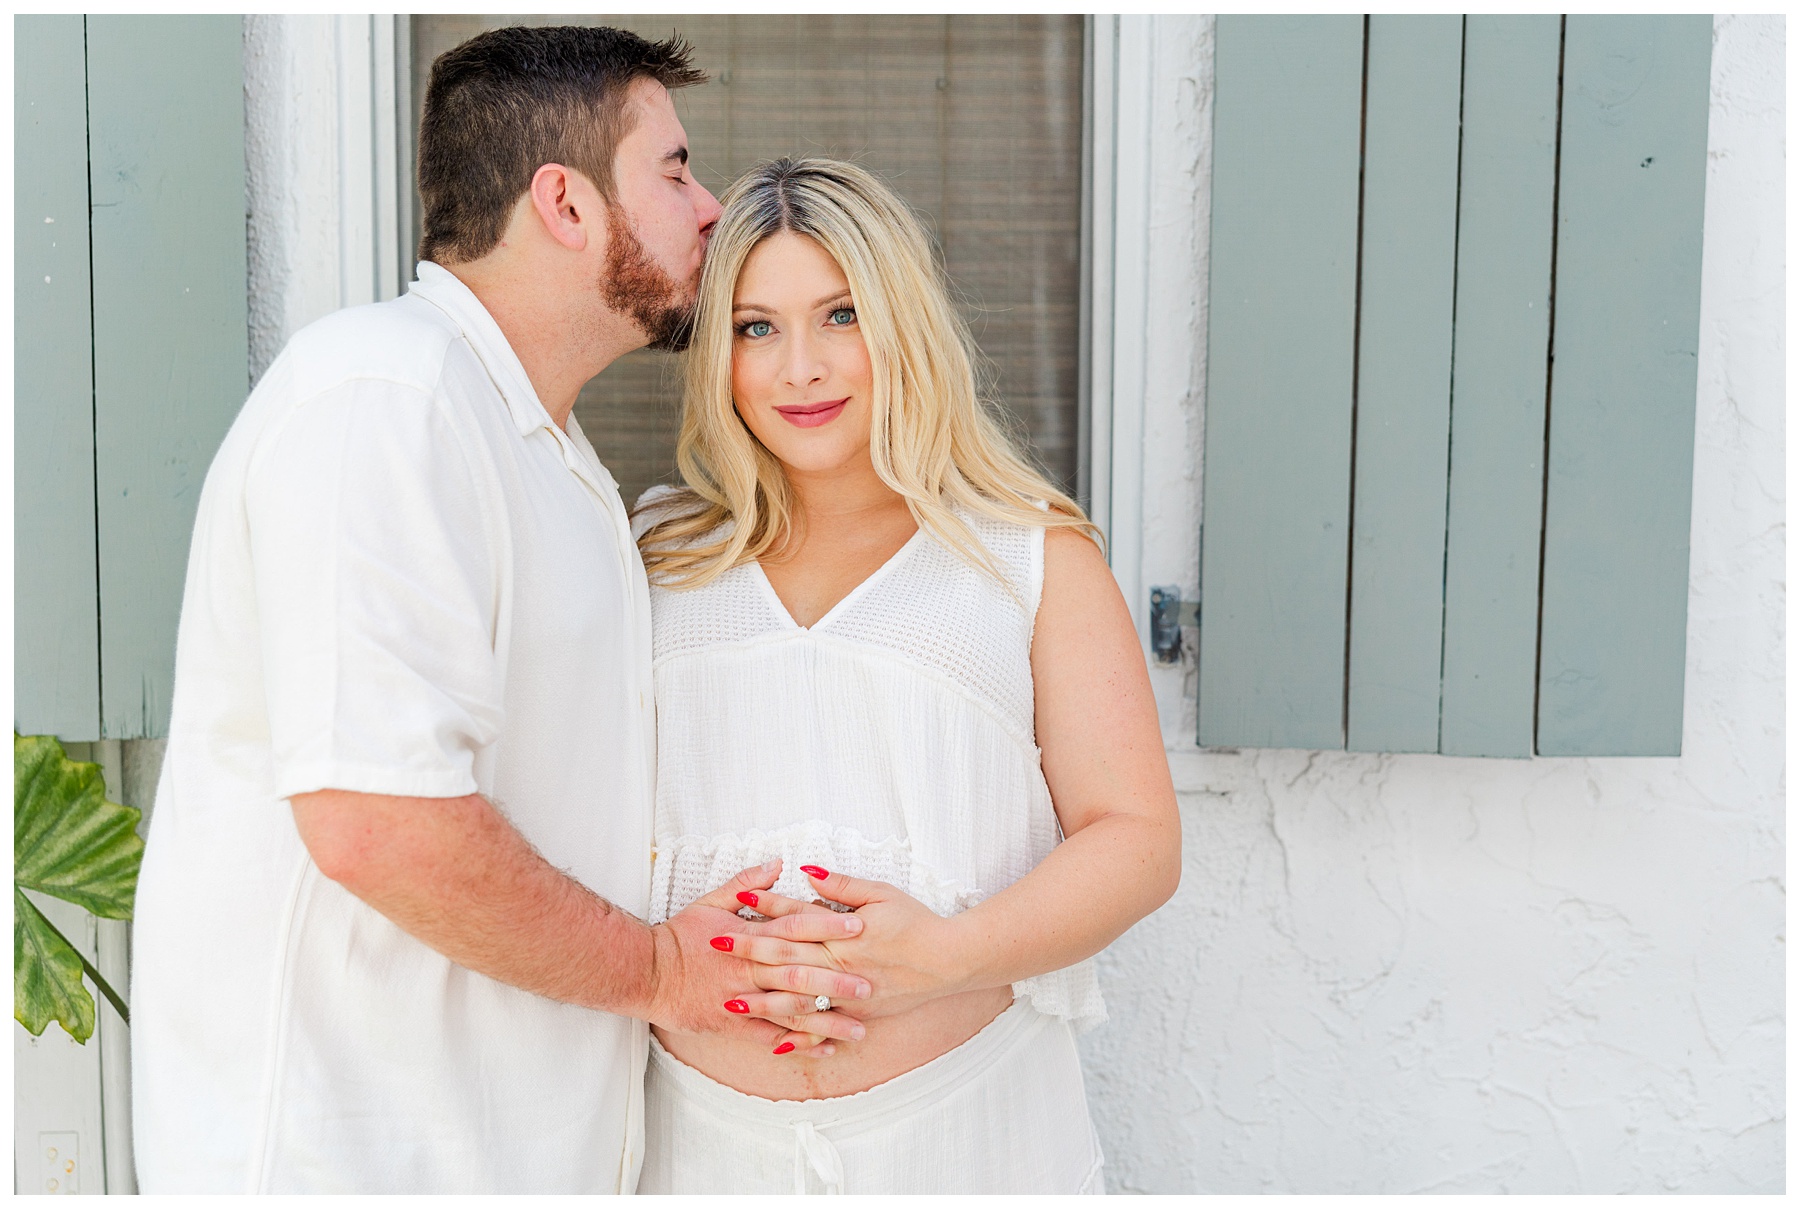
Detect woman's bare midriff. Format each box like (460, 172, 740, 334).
(654, 983, 1015, 1100)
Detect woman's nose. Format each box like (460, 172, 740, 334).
(782, 334, 827, 388)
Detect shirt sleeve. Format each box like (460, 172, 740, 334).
(247, 378, 506, 801)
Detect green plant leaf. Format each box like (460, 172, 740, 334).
(14, 888, 96, 1043)
(14, 734, 144, 1043)
(15, 734, 144, 919)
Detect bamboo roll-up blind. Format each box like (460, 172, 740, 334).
(411, 16, 1085, 508)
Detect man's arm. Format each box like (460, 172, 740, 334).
(290, 788, 871, 1043)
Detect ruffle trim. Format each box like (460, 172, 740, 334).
(650, 820, 1107, 1033)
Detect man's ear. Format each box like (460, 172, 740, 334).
(528, 163, 593, 252)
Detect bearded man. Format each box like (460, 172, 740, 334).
(129, 26, 868, 1193)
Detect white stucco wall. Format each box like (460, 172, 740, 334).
(244, 14, 403, 382)
(1081, 13, 1784, 1193)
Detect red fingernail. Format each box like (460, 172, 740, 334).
(710, 936, 734, 952)
(724, 999, 749, 1014)
(800, 865, 829, 879)
(773, 1042, 796, 1055)
(736, 891, 759, 908)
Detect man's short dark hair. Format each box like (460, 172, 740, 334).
(416, 25, 705, 265)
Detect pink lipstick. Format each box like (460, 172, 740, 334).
(773, 397, 849, 428)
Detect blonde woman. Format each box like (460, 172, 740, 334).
(632, 158, 1180, 1194)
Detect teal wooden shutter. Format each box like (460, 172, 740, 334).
(1198, 16, 1363, 750)
(16, 16, 102, 740)
(1198, 15, 1711, 757)
(1344, 15, 1463, 754)
(1438, 16, 1563, 758)
(1536, 17, 1713, 756)
(14, 16, 248, 741)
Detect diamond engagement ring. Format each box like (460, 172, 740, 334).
(813, 995, 831, 1013)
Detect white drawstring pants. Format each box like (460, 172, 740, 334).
(637, 999, 1105, 1194)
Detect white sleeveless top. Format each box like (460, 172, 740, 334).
(636, 491, 1105, 1032)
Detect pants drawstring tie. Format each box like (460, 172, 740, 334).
(792, 1119, 844, 1193)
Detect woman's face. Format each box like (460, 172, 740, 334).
(729, 230, 875, 476)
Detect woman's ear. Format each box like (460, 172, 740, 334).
(528, 163, 592, 252)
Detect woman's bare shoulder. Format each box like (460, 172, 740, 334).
(1042, 525, 1110, 582)
(1038, 525, 1127, 642)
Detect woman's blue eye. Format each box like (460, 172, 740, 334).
(741, 320, 773, 338)
(828, 308, 856, 326)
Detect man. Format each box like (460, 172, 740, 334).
(131, 26, 867, 1193)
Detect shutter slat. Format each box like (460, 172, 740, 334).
(15, 16, 101, 740)
(1438, 16, 1563, 758)
(1198, 16, 1364, 750)
(1346, 15, 1464, 753)
(1537, 16, 1712, 756)
(88, 16, 248, 738)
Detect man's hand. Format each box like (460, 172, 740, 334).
(646, 860, 873, 1050)
(290, 791, 871, 1056)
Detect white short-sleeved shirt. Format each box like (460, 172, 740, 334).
(130, 263, 657, 1193)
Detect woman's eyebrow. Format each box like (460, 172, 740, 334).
(731, 292, 852, 314)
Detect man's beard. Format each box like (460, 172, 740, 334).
(600, 206, 698, 353)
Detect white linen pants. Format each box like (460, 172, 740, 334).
(637, 999, 1105, 1194)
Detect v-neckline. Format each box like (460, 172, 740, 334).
(752, 526, 925, 632)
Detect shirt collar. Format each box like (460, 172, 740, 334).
(408, 261, 555, 438)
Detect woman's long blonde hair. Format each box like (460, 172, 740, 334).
(636, 157, 1101, 588)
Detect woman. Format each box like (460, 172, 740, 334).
(633, 158, 1179, 1194)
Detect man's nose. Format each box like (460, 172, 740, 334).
(694, 182, 723, 240)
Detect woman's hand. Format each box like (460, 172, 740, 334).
(724, 866, 974, 1022)
(654, 860, 871, 1057)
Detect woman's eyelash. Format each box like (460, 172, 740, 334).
(733, 310, 853, 337)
